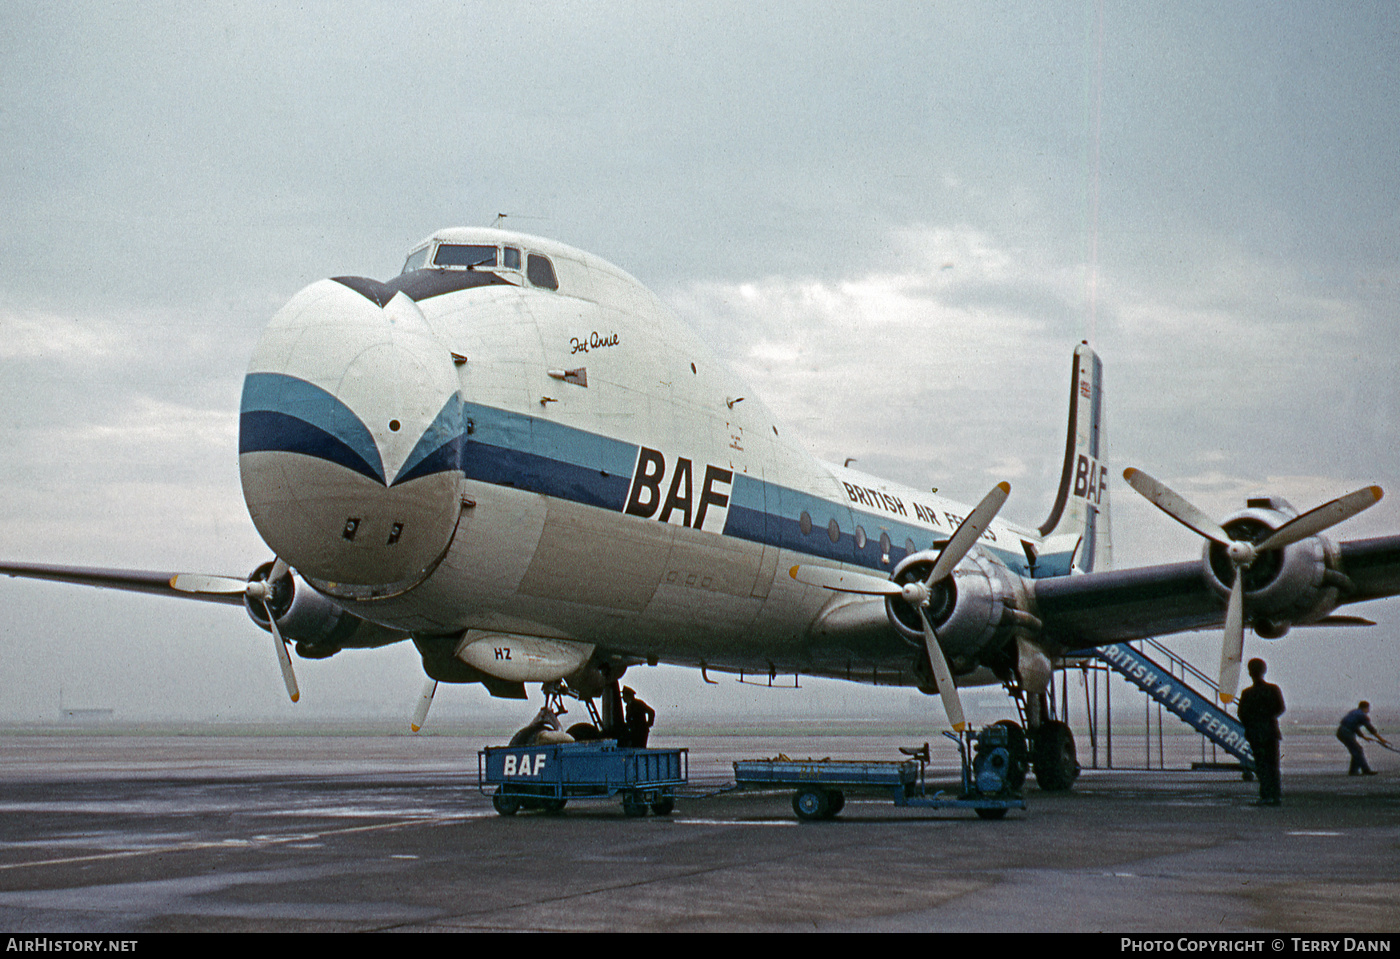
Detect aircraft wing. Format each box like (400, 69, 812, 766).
(1031, 534, 1400, 648)
(1335, 536, 1400, 602)
(0, 561, 248, 607)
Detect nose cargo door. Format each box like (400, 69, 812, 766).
(240, 278, 465, 588)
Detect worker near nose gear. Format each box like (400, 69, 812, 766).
(622, 687, 655, 748)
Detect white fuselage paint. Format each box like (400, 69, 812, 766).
(240, 227, 1070, 684)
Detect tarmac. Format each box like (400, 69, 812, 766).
(0, 724, 1397, 933)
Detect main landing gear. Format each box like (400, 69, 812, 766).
(509, 676, 632, 746)
(1004, 684, 1081, 792)
(1031, 719, 1079, 792)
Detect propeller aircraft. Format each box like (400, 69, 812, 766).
(6, 226, 1399, 790)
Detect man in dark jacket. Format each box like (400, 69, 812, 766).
(1237, 658, 1285, 806)
(1337, 701, 1388, 775)
(622, 686, 655, 748)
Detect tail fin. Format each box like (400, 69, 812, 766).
(1037, 342, 1112, 573)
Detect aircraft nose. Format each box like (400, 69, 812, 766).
(239, 278, 464, 588)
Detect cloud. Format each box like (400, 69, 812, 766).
(2, 3, 1397, 718)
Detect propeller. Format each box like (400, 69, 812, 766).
(791, 482, 1011, 732)
(1123, 468, 1382, 704)
(171, 559, 301, 703)
(411, 679, 438, 732)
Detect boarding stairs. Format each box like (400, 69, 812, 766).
(1095, 641, 1255, 771)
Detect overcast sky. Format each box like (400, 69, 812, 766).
(2, 2, 1398, 727)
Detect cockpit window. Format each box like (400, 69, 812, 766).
(527, 253, 558, 290)
(401, 246, 430, 274)
(434, 244, 497, 269)
(503, 247, 521, 270)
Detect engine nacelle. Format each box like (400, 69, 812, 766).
(884, 549, 1032, 673)
(243, 561, 406, 655)
(1203, 497, 1346, 632)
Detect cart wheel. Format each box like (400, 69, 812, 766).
(622, 792, 648, 817)
(975, 807, 1008, 820)
(542, 798, 567, 814)
(650, 796, 675, 816)
(792, 788, 831, 821)
(492, 791, 521, 816)
(992, 719, 1030, 790)
(826, 790, 845, 816)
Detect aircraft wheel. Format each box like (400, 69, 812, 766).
(492, 791, 521, 816)
(651, 796, 675, 816)
(975, 806, 1008, 820)
(566, 723, 601, 741)
(1033, 720, 1080, 792)
(792, 787, 831, 821)
(622, 792, 648, 817)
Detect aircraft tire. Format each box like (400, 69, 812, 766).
(566, 723, 602, 741)
(1032, 720, 1080, 792)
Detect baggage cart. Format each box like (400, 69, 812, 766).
(733, 728, 1026, 820)
(479, 741, 687, 817)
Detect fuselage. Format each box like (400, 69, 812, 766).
(239, 227, 1064, 684)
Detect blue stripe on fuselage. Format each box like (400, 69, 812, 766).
(246, 380, 1048, 577)
(462, 401, 636, 510)
(460, 402, 1038, 577)
(240, 372, 387, 484)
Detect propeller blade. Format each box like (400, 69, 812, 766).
(1122, 468, 1232, 546)
(159, 560, 305, 703)
(170, 573, 249, 595)
(172, 557, 293, 599)
(260, 599, 300, 703)
(925, 482, 1011, 586)
(411, 679, 438, 732)
(920, 609, 967, 732)
(1127, 469, 1384, 706)
(788, 565, 903, 596)
(1257, 486, 1384, 551)
(1219, 573, 1245, 705)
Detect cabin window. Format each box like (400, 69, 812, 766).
(827, 518, 841, 544)
(855, 526, 867, 550)
(434, 244, 497, 268)
(800, 511, 812, 536)
(527, 253, 559, 290)
(401, 246, 430, 274)
(905, 538, 916, 556)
